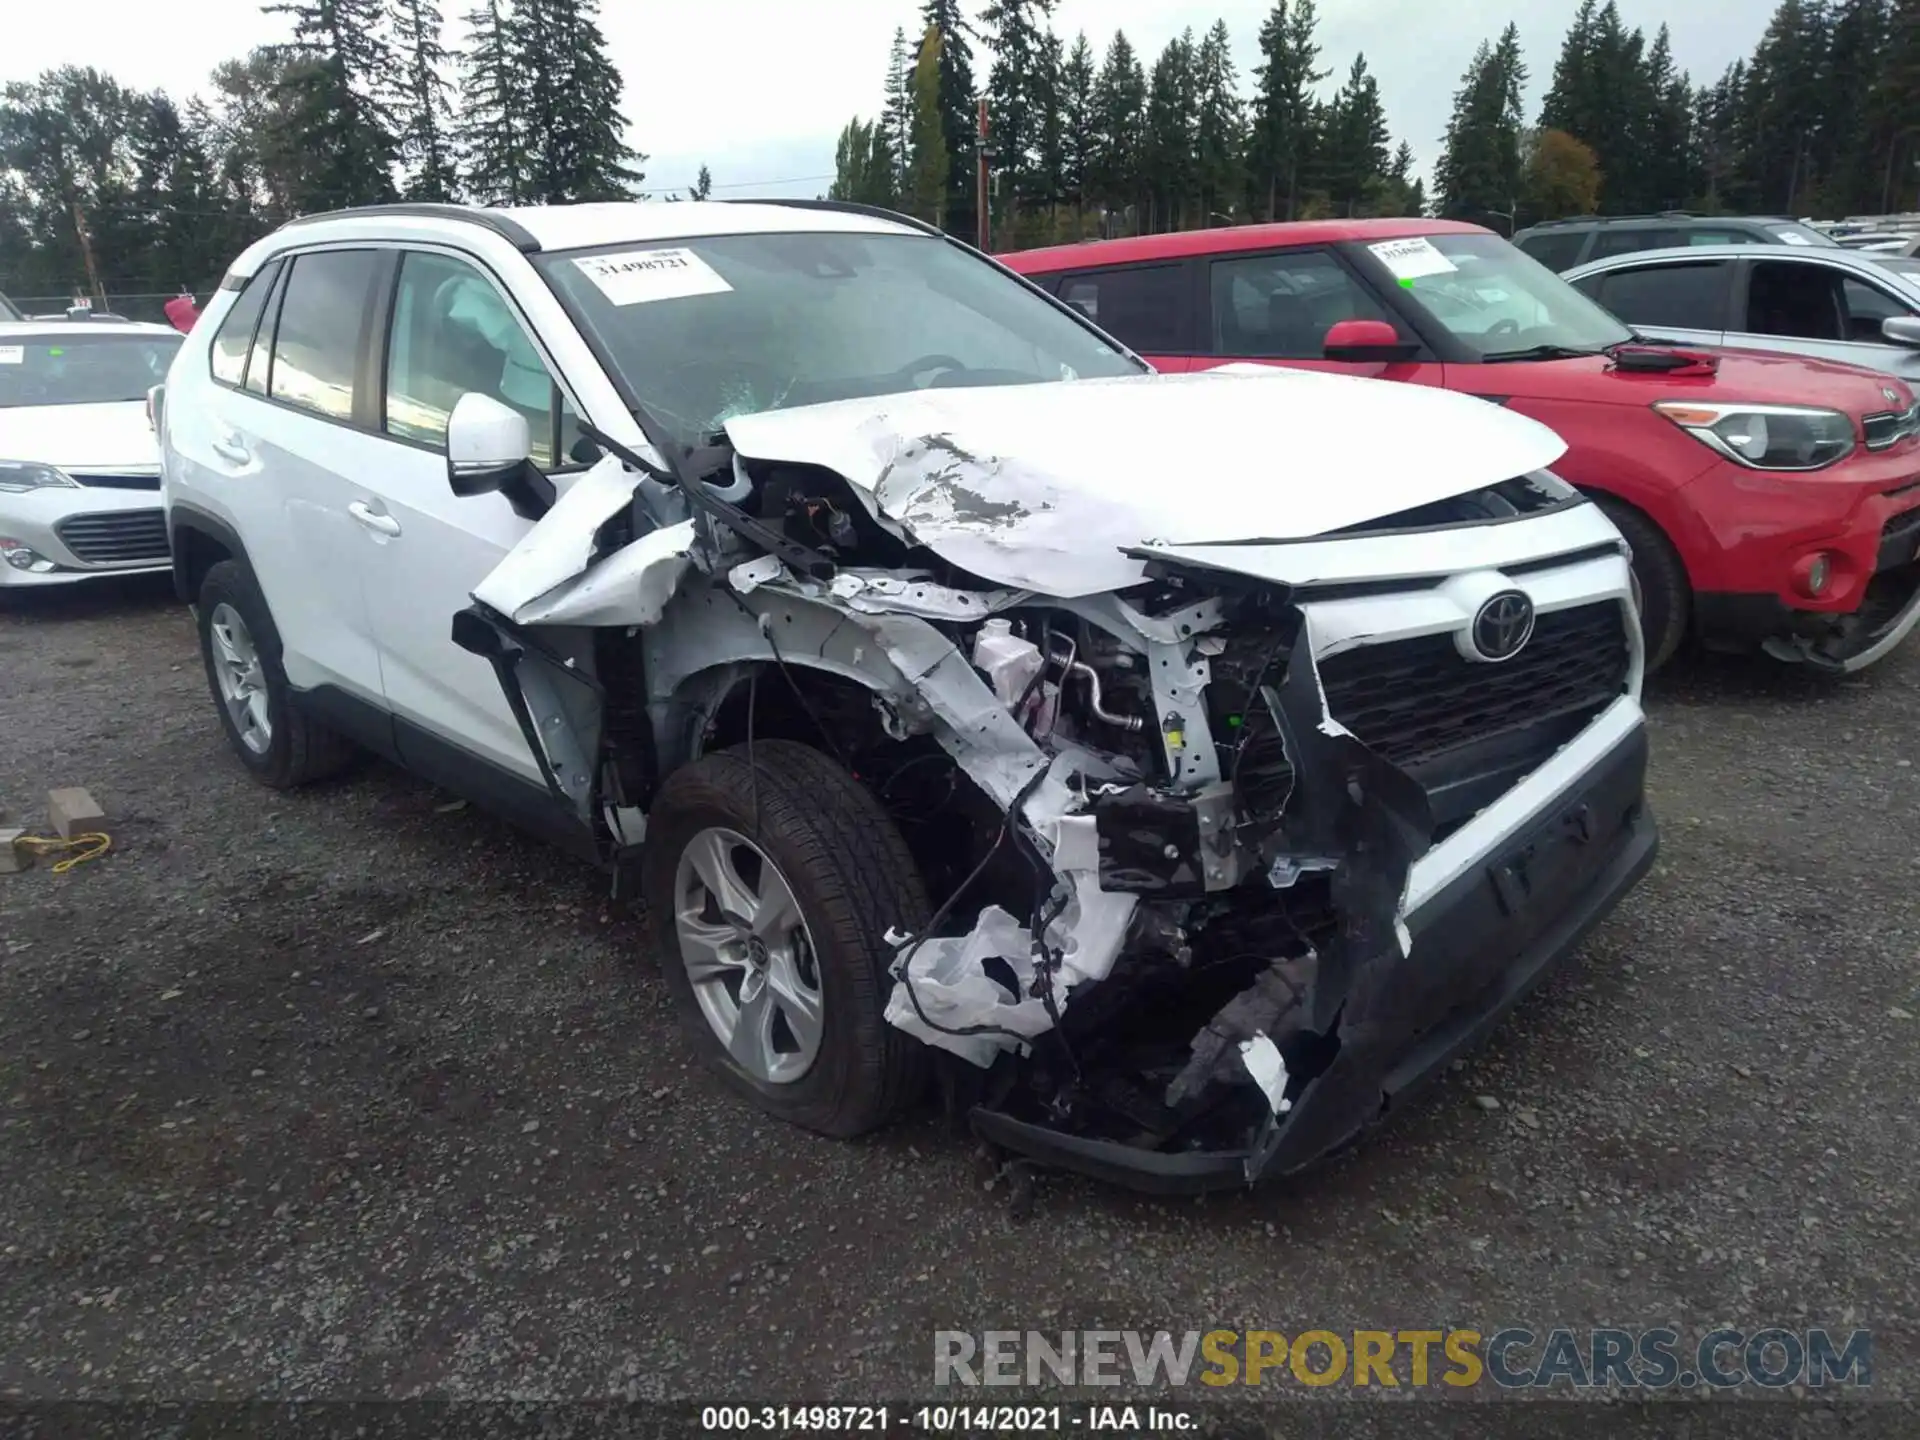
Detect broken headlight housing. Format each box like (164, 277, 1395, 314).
(1652, 402, 1855, 471)
(0, 461, 79, 493)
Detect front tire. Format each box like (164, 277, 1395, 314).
(643, 740, 930, 1138)
(1593, 495, 1690, 672)
(196, 559, 355, 788)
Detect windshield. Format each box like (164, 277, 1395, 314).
(1870, 257, 1920, 289)
(537, 230, 1143, 445)
(1767, 222, 1842, 248)
(1362, 232, 1634, 360)
(0, 332, 181, 408)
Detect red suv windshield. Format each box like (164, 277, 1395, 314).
(1377, 233, 1634, 361)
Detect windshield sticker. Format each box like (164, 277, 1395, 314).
(0, 346, 21, 365)
(573, 248, 733, 306)
(1777, 232, 1812, 245)
(1369, 236, 1458, 281)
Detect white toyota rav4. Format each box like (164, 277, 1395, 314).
(156, 200, 1657, 1191)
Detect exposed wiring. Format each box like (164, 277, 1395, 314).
(11, 833, 111, 873)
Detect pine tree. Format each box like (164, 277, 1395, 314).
(1089, 30, 1147, 229)
(1059, 32, 1096, 222)
(919, 0, 977, 237)
(456, 0, 525, 203)
(262, 0, 402, 210)
(1867, 0, 1920, 211)
(883, 27, 915, 198)
(505, 0, 640, 203)
(1822, 0, 1890, 212)
(908, 23, 950, 226)
(1434, 24, 1528, 227)
(1033, 30, 1067, 225)
(1247, 0, 1328, 221)
(1192, 20, 1245, 224)
(1320, 52, 1389, 215)
(1744, 0, 1834, 212)
(1639, 27, 1698, 212)
(981, 0, 1055, 218)
(689, 164, 712, 201)
(390, 0, 456, 200)
(830, 117, 893, 207)
(1143, 30, 1198, 231)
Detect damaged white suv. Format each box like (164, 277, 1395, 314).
(157, 201, 1657, 1191)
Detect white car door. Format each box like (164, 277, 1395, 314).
(168, 249, 389, 702)
(354, 246, 589, 783)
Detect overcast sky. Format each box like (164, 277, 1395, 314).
(9, 0, 1779, 195)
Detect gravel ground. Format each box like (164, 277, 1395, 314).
(1, 574, 1916, 1412)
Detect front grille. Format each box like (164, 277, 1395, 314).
(1879, 503, 1920, 572)
(1317, 602, 1630, 771)
(55, 509, 170, 564)
(70, 471, 161, 491)
(1864, 402, 1920, 451)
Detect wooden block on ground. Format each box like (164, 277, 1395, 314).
(47, 788, 107, 840)
(0, 828, 27, 874)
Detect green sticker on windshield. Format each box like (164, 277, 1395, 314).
(47, 347, 63, 355)
(1399, 277, 1416, 288)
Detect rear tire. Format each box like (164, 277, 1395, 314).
(1593, 495, 1690, 672)
(644, 740, 930, 1138)
(196, 560, 356, 788)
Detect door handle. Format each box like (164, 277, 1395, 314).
(210, 433, 250, 464)
(348, 501, 402, 537)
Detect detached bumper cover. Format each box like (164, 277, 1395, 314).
(970, 716, 1656, 1194)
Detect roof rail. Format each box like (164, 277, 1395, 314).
(718, 197, 944, 238)
(277, 202, 542, 252)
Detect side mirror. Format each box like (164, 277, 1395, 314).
(1880, 315, 1920, 349)
(1323, 318, 1420, 363)
(446, 392, 533, 497)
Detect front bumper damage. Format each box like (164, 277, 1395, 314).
(970, 706, 1654, 1192)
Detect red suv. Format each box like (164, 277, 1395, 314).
(1002, 220, 1920, 672)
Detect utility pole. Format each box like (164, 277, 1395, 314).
(70, 199, 107, 310)
(976, 96, 991, 252)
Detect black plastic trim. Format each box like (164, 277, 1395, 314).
(278, 203, 542, 253)
(165, 501, 249, 605)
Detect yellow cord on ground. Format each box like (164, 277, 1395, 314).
(13, 832, 112, 873)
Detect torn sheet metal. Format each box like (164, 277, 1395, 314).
(885, 870, 1138, 1067)
(507, 520, 695, 627)
(722, 370, 1568, 595)
(472, 455, 641, 618)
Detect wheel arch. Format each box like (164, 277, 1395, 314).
(167, 502, 247, 611)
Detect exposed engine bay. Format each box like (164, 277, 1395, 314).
(456, 369, 1650, 1188)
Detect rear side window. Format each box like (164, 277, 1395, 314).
(269, 250, 381, 422)
(1589, 228, 1682, 260)
(1686, 230, 1757, 246)
(208, 259, 282, 386)
(1594, 262, 1732, 331)
(1053, 265, 1188, 353)
(1515, 231, 1586, 272)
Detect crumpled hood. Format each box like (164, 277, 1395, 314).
(723, 369, 1568, 595)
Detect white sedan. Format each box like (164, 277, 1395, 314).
(0, 320, 182, 587)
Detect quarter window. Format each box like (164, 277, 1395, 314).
(269, 250, 381, 421)
(208, 259, 281, 387)
(384, 250, 579, 468)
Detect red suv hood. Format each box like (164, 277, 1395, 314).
(1485, 346, 1912, 419)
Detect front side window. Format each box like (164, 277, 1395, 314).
(1595, 261, 1733, 331)
(269, 250, 380, 422)
(1367, 232, 1634, 360)
(1210, 250, 1398, 359)
(385, 251, 579, 469)
(209, 258, 281, 387)
(536, 231, 1142, 447)
(0, 332, 183, 408)
(1839, 276, 1910, 340)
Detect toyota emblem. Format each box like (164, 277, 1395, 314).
(1470, 591, 1536, 662)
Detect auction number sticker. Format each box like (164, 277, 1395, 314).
(1369, 236, 1458, 280)
(0, 346, 22, 365)
(573, 247, 733, 306)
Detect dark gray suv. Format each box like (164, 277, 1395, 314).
(1514, 213, 1840, 272)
